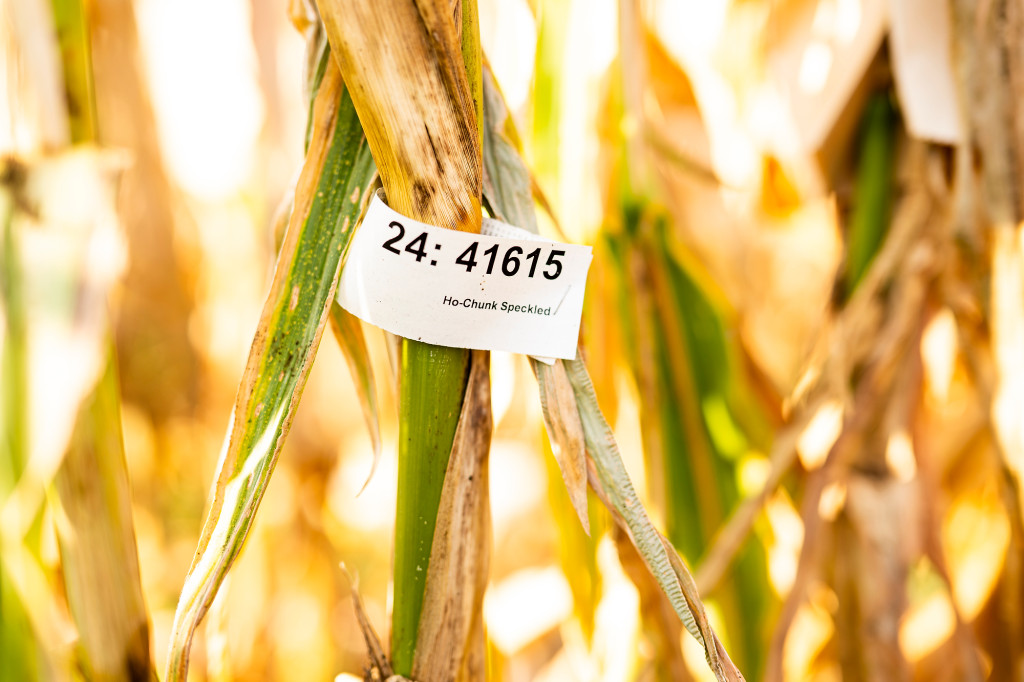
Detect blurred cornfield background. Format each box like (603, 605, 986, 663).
(3, 0, 1024, 680)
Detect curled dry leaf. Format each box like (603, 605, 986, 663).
(481, 63, 589, 533)
(475, 42, 742, 679)
(532, 359, 589, 534)
(340, 565, 393, 680)
(565, 356, 745, 682)
(481, 65, 537, 234)
(412, 350, 492, 682)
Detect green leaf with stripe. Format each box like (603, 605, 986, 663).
(165, 58, 376, 681)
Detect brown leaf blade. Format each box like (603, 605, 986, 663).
(54, 351, 154, 681)
(328, 301, 382, 491)
(532, 359, 589, 534)
(318, 0, 481, 231)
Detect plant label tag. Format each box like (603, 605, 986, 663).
(338, 194, 592, 360)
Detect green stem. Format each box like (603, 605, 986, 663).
(391, 2, 484, 675)
(392, 341, 469, 674)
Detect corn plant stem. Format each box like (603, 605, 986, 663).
(393, 340, 469, 674)
(391, 1, 484, 674)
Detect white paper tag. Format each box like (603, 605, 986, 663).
(338, 194, 592, 360)
(887, 0, 963, 144)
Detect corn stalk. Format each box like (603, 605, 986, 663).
(315, 0, 485, 675)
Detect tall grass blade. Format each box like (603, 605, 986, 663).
(165, 59, 375, 681)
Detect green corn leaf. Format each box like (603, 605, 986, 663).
(165, 60, 375, 681)
(393, 341, 469, 675)
(846, 92, 896, 293)
(411, 351, 491, 682)
(310, 43, 384, 488)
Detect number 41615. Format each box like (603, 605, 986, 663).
(455, 241, 564, 280)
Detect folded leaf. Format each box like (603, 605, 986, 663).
(532, 359, 589, 534)
(566, 356, 745, 682)
(328, 302, 382, 491)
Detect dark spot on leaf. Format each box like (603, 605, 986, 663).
(413, 181, 433, 214)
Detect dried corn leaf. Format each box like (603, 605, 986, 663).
(480, 61, 589, 533)
(481, 65, 537, 234)
(565, 357, 745, 682)
(318, 0, 481, 231)
(412, 350, 492, 682)
(532, 359, 589, 534)
(475, 49, 742, 678)
(165, 60, 374, 681)
(53, 351, 154, 680)
(328, 302, 382, 490)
